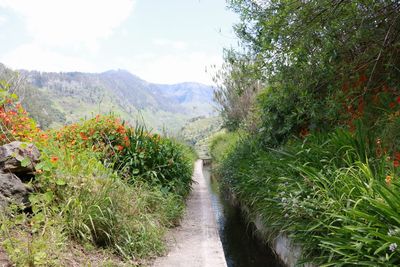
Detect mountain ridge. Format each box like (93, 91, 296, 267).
(1, 64, 215, 133)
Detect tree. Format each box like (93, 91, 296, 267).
(222, 0, 400, 145)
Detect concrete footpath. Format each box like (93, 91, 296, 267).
(152, 160, 227, 267)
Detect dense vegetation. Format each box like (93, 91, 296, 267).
(211, 0, 400, 265)
(0, 81, 195, 265)
(179, 116, 222, 159)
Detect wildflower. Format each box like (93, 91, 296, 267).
(389, 243, 397, 252)
(116, 125, 125, 134)
(389, 102, 396, 109)
(397, 96, 400, 104)
(386, 175, 392, 186)
(117, 145, 124, 151)
(50, 156, 59, 163)
(79, 132, 88, 140)
(388, 229, 398, 236)
(394, 160, 400, 168)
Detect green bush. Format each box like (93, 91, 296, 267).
(113, 126, 194, 197)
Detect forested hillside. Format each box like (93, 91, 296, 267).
(211, 1, 400, 266)
(0, 64, 214, 133)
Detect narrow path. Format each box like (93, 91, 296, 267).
(152, 160, 227, 267)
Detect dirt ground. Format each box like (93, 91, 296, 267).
(151, 160, 227, 267)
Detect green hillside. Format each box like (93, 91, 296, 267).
(179, 116, 222, 159)
(3, 66, 215, 133)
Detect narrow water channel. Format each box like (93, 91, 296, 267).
(202, 164, 284, 267)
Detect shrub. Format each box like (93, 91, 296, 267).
(0, 81, 40, 145)
(113, 126, 194, 197)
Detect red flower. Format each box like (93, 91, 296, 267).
(50, 156, 59, 163)
(358, 74, 367, 84)
(117, 145, 124, 151)
(397, 96, 400, 104)
(389, 102, 396, 109)
(394, 160, 400, 168)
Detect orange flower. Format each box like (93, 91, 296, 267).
(386, 175, 392, 186)
(117, 145, 124, 151)
(117, 125, 125, 134)
(50, 156, 59, 163)
(80, 132, 88, 140)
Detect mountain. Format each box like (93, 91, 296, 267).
(10, 67, 215, 133)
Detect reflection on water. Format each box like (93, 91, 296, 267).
(203, 165, 284, 267)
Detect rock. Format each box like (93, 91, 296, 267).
(0, 142, 40, 175)
(0, 171, 32, 209)
(0, 246, 11, 267)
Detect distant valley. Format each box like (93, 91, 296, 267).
(1, 64, 216, 133)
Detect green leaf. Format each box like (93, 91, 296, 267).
(43, 191, 54, 203)
(20, 157, 31, 167)
(56, 179, 66, 186)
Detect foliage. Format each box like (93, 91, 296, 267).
(113, 126, 194, 197)
(0, 64, 66, 130)
(219, 0, 400, 146)
(213, 52, 262, 131)
(0, 81, 40, 145)
(0, 88, 195, 264)
(209, 130, 241, 164)
(51, 114, 129, 160)
(179, 116, 222, 159)
(51, 115, 195, 197)
(211, 0, 400, 265)
(212, 123, 400, 265)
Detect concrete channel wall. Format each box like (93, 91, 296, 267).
(227, 190, 316, 267)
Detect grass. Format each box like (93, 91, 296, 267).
(211, 126, 400, 266)
(0, 114, 195, 266)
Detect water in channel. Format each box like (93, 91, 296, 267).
(202, 164, 284, 267)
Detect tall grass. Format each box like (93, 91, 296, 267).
(212, 126, 400, 265)
(0, 115, 194, 265)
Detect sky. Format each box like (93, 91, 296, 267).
(0, 0, 238, 85)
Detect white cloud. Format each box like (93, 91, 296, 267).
(119, 52, 223, 85)
(0, 0, 135, 49)
(1, 43, 99, 72)
(153, 39, 187, 50)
